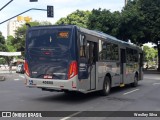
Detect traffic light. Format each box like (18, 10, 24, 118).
(47, 6, 54, 18)
(30, 0, 38, 2)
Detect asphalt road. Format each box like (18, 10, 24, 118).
(0, 72, 160, 120)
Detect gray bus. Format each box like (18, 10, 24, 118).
(25, 25, 143, 96)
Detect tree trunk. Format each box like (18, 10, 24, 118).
(158, 45, 160, 71)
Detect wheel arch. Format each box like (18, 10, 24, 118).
(135, 71, 139, 80)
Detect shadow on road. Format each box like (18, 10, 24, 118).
(32, 84, 138, 103)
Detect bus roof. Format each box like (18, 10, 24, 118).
(78, 26, 142, 52)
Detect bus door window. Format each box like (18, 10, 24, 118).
(78, 34, 89, 79)
(87, 41, 98, 65)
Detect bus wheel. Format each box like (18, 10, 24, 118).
(131, 74, 138, 87)
(100, 76, 111, 96)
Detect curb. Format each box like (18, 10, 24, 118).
(0, 76, 5, 81)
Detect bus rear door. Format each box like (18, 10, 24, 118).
(120, 48, 126, 85)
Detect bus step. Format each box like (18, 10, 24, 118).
(120, 84, 125, 87)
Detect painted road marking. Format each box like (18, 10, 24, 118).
(153, 83, 160, 85)
(14, 79, 20, 81)
(19, 75, 25, 79)
(60, 111, 82, 120)
(123, 89, 139, 95)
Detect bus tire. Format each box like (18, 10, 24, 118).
(100, 76, 111, 96)
(131, 74, 138, 87)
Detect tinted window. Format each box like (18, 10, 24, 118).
(126, 48, 138, 62)
(99, 42, 119, 61)
(27, 28, 72, 50)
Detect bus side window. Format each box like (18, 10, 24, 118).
(79, 34, 87, 58)
(87, 41, 98, 64)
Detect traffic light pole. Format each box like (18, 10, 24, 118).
(0, 0, 14, 11)
(0, 8, 47, 25)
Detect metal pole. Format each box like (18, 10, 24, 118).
(0, 8, 47, 25)
(0, 0, 14, 11)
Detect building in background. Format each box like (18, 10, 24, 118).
(125, 0, 128, 6)
(7, 16, 32, 37)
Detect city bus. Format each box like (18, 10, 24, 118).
(24, 25, 143, 96)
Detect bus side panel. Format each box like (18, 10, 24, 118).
(96, 62, 105, 91)
(125, 63, 134, 84)
(97, 62, 121, 90)
(76, 78, 90, 93)
(125, 62, 139, 84)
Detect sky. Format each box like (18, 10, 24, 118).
(0, 0, 125, 38)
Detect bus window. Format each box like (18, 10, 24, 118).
(79, 34, 87, 57)
(99, 42, 119, 61)
(126, 48, 138, 62)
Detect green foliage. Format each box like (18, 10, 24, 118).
(5, 36, 16, 52)
(9, 21, 52, 57)
(56, 10, 91, 28)
(0, 32, 13, 65)
(0, 31, 6, 51)
(87, 8, 121, 37)
(122, 0, 160, 70)
(0, 57, 5, 64)
(139, 0, 160, 45)
(120, 0, 160, 45)
(118, 0, 145, 44)
(143, 45, 157, 62)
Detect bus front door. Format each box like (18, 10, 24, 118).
(87, 41, 98, 90)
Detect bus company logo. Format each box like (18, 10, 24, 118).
(2, 112, 11, 117)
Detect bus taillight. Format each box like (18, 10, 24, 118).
(24, 60, 30, 77)
(68, 61, 78, 79)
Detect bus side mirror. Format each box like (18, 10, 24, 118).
(78, 57, 89, 79)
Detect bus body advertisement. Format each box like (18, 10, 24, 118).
(25, 25, 143, 96)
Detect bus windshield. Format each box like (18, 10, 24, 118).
(27, 28, 72, 53)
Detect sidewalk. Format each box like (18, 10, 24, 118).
(0, 67, 16, 81)
(143, 69, 160, 74)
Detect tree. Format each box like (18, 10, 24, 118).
(143, 45, 158, 69)
(6, 36, 16, 52)
(10, 21, 52, 57)
(121, 0, 160, 70)
(87, 8, 121, 37)
(0, 32, 13, 65)
(118, 0, 145, 44)
(0, 31, 6, 51)
(56, 10, 91, 28)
